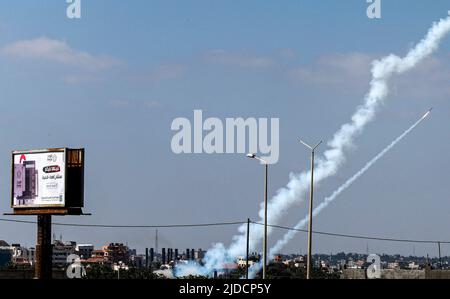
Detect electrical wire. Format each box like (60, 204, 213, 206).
(1, 217, 449, 244)
(251, 222, 450, 244)
(0, 218, 245, 228)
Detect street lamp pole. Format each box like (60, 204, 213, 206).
(246, 153, 269, 279)
(300, 140, 322, 280)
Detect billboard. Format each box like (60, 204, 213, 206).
(11, 148, 84, 212)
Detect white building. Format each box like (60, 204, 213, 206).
(11, 244, 35, 265)
(236, 256, 255, 268)
(408, 262, 420, 270)
(388, 262, 400, 269)
(53, 241, 76, 267)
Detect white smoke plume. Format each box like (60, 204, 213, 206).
(175, 12, 450, 277)
(246, 109, 432, 278)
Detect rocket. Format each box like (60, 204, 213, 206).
(421, 107, 433, 119)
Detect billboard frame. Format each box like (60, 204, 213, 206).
(9, 147, 85, 216)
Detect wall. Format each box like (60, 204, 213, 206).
(342, 268, 450, 279)
(0, 269, 66, 279)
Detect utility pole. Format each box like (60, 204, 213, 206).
(246, 218, 250, 279)
(300, 139, 322, 280)
(246, 154, 269, 279)
(35, 215, 52, 279)
(155, 229, 158, 261)
(263, 162, 268, 279)
(438, 242, 442, 269)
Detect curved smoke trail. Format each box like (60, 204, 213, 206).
(247, 109, 432, 278)
(175, 13, 450, 277)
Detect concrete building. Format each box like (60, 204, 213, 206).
(83, 244, 131, 267)
(85, 249, 111, 267)
(130, 255, 144, 268)
(0, 241, 12, 268)
(11, 244, 35, 265)
(102, 243, 130, 264)
(76, 244, 94, 260)
(236, 256, 255, 268)
(388, 262, 400, 269)
(194, 249, 206, 260)
(52, 240, 76, 267)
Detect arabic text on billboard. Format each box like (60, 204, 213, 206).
(12, 151, 65, 208)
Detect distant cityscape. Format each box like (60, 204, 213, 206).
(1, 237, 449, 279)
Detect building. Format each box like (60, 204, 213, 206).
(129, 254, 144, 268)
(85, 249, 111, 267)
(409, 262, 420, 270)
(11, 244, 35, 265)
(194, 249, 206, 260)
(53, 240, 76, 267)
(76, 244, 94, 260)
(236, 256, 255, 268)
(217, 263, 238, 278)
(0, 241, 12, 268)
(388, 262, 400, 270)
(102, 243, 130, 265)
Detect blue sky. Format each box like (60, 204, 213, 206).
(0, 1, 450, 257)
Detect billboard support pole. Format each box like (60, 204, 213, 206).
(35, 214, 52, 279)
(246, 218, 250, 279)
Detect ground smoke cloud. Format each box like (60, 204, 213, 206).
(175, 13, 450, 278)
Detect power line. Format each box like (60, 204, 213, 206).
(251, 222, 450, 244)
(1, 217, 449, 244)
(0, 218, 246, 228)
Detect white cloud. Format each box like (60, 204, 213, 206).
(393, 56, 450, 100)
(204, 49, 274, 68)
(290, 52, 373, 92)
(289, 52, 450, 100)
(1, 36, 121, 71)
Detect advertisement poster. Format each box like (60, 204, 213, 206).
(12, 151, 65, 208)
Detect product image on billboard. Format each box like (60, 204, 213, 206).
(12, 150, 65, 208)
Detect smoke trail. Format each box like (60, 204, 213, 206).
(245, 110, 431, 278)
(275, 110, 430, 254)
(225, 13, 450, 260)
(175, 13, 450, 277)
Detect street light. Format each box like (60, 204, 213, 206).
(246, 153, 268, 279)
(299, 139, 322, 280)
(117, 261, 123, 280)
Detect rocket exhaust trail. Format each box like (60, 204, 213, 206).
(270, 109, 432, 254)
(226, 13, 450, 260)
(175, 12, 450, 278)
(246, 109, 433, 277)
